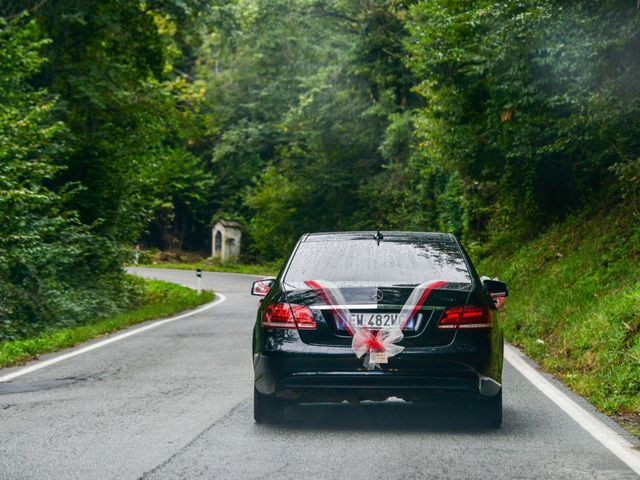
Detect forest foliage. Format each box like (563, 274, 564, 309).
(1, 0, 639, 339)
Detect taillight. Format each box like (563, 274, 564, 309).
(437, 306, 462, 329)
(458, 305, 493, 329)
(290, 305, 317, 329)
(437, 305, 493, 330)
(261, 303, 317, 330)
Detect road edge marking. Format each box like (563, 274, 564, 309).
(505, 343, 640, 475)
(0, 294, 227, 384)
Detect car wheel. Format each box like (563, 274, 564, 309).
(477, 389, 502, 428)
(253, 387, 286, 424)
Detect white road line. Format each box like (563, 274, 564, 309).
(505, 344, 640, 476)
(202, 270, 265, 278)
(0, 294, 227, 384)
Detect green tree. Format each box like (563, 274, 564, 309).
(0, 18, 134, 340)
(0, 1, 216, 339)
(405, 0, 640, 238)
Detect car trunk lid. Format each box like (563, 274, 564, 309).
(284, 282, 471, 347)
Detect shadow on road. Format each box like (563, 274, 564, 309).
(275, 400, 512, 434)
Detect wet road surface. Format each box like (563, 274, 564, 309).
(0, 268, 637, 479)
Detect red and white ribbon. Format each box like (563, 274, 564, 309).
(304, 279, 447, 369)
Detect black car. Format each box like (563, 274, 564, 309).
(251, 231, 507, 427)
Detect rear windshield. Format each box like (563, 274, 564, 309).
(283, 238, 472, 287)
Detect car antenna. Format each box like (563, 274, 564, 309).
(374, 230, 384, 245)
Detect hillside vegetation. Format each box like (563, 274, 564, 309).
(479, 204, 640, 434)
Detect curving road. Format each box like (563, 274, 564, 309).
(0, 268, 638, 479)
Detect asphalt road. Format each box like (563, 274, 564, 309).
(0, 268, 638, 479)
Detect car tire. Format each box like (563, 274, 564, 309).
(478, 389, 502, 428)
(253, 387, 286, 424)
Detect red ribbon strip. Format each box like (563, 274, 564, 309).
(398, 280, 448, 332)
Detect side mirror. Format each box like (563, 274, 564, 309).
(251, 278, 275, 296)
(482, 279, 508, 297)
(482, 279, 508, 309)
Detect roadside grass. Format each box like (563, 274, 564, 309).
(0, 277, 214, 369)
(139, 260, 280, 277)
(477, 204, 640, 437)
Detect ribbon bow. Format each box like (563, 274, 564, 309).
(304, 279, 447, 370)
(352, 327, 405, 370)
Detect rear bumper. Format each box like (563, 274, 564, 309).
(254, 353, 501, 402)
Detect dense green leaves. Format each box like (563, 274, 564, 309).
(0, 17, 130, 340)
(0, 2, 215, 339)
(190, 0, 640, 257)
(405, 0, 640, 238)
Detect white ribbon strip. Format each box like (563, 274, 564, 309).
(305, 279, 446, 370)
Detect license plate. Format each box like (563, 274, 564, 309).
(350, 313, 412, 330)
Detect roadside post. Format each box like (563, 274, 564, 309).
(196, 268, 202, 295)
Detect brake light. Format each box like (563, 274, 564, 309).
(458, 305, 493, 329)
(437, 305, 493, 330)
(438, 306, 462, 329)
(261, 303, 317, 330)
